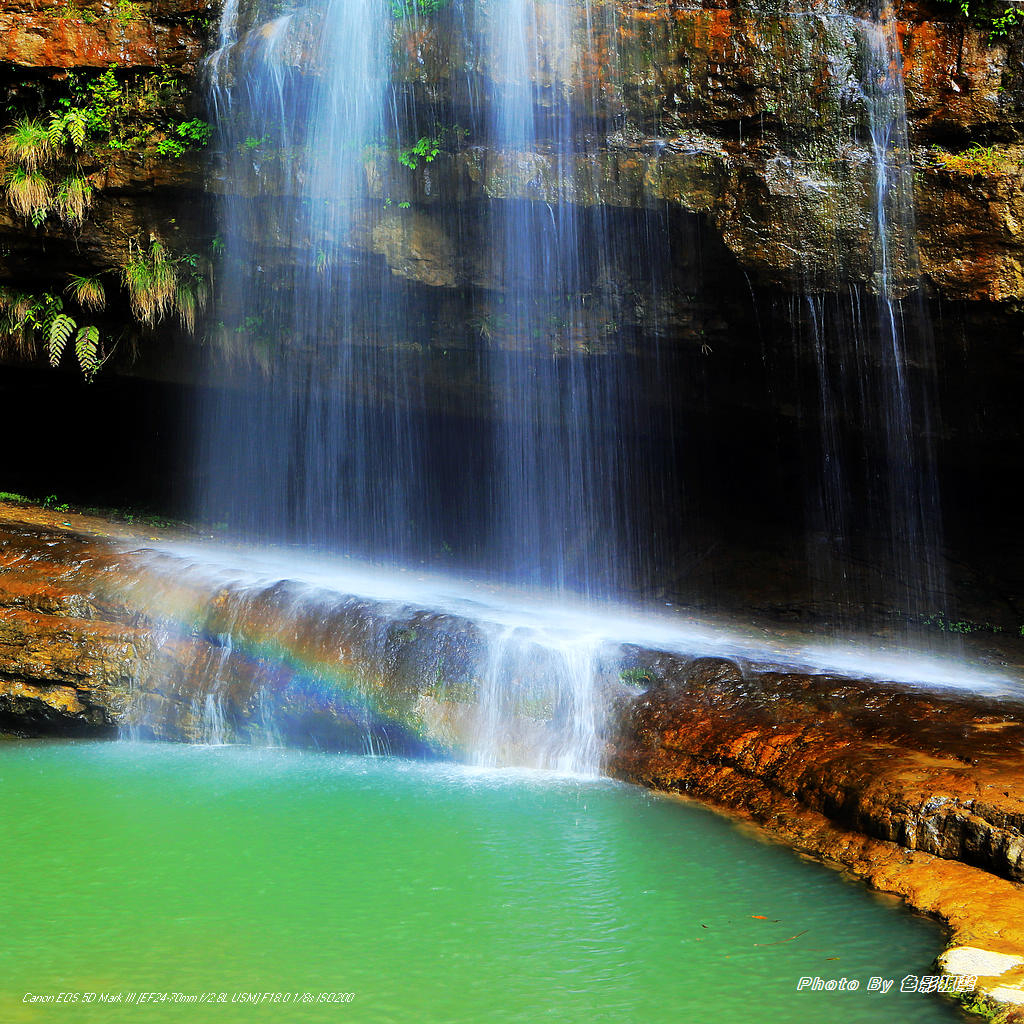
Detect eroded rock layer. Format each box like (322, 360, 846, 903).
(2, 0, 1024, 380)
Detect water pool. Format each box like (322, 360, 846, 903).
(0, 741, 964, 1023)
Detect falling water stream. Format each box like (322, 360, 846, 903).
(188, 0, 973, 761)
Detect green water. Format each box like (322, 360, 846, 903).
(0, 742, 964, 1023)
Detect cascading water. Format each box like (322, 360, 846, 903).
(482, 0, 638, 595)
(202, 0, 431, 557)
(190, 0, 966, 768)
(857, 13, 945, 627)
(793, 10, 946, 631)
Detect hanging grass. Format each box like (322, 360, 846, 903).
(179, 275, 209, 333)
(149, 240, 178, 313)
(122, 239, 175, 325)
(121, 237, 206, 333)
(65, 273, 106, 312)
(53, 175, 93, 227)
(174, 281, 197, 334)
(6, 167, 51, 221)
(3, 118, 55, 172)
(0, 287, 36, 355)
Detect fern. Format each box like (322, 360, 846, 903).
(66, 109, 87, 149)
(45, 110, 88, 150)
(40, 294, 62, 336)
(47, 312, 76, 367)
(47, 112, 66, 148)
(0, 288, 102, 377)
(74, 324, 99, 378)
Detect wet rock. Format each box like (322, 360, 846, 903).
(371, 211, 459, 288)
(209, 0, 1024, 301)
(607, 663, 1024, 884)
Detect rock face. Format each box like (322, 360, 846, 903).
(207, 0, 1024, 302)
(2, 0, 1024, 383)
(0, 504, 620, 762)
(608, 655, 1024, 883)
(0, 509, 439, 752)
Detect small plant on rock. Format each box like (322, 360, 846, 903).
(53, 175, 93, 227)
(3, 118, 54, 171)
(0, 287, 104, 379)
(121, 237, 208, 332)
(5, 167, 51, 222)
(65, 273, 106, 312)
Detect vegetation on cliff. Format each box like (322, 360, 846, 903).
(0, 0, 214, 377)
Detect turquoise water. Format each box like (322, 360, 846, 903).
(0, 742, 963, 1023)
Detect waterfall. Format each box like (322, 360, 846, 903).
(482, 0, 636, 596)
(857, 13, 945, 627)
(189, 0, 961, 767)
(795, 10, 946, 631)
(200, 0, 429, 558)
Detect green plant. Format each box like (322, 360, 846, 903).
(0, 288, 42, 354)
(47, 108, 87, 149)
(44, 302, 77, 368)
(65, 273, 106, 312)
(156, 118, 213, 158)
(398, 135, 440, 170)
(50, 63, 197, 161)
(620, 666, 656, 686)
(928, 143, 1017, 177)
(3, 104, 93, 227)
(928, 0, 1021, 40)
(58, 1, 97, 21)
(5, 167, 51, 221)
(122, 238, 177, 325)
(74, 324, 100, 377)
(0, 288, 104, 379)
(121, 237, 208, 332)
(53, 174, 93, 226)
(3, 118, 53, 171)
(390, 0, 449, 16)
(113, 0, 143, 23)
